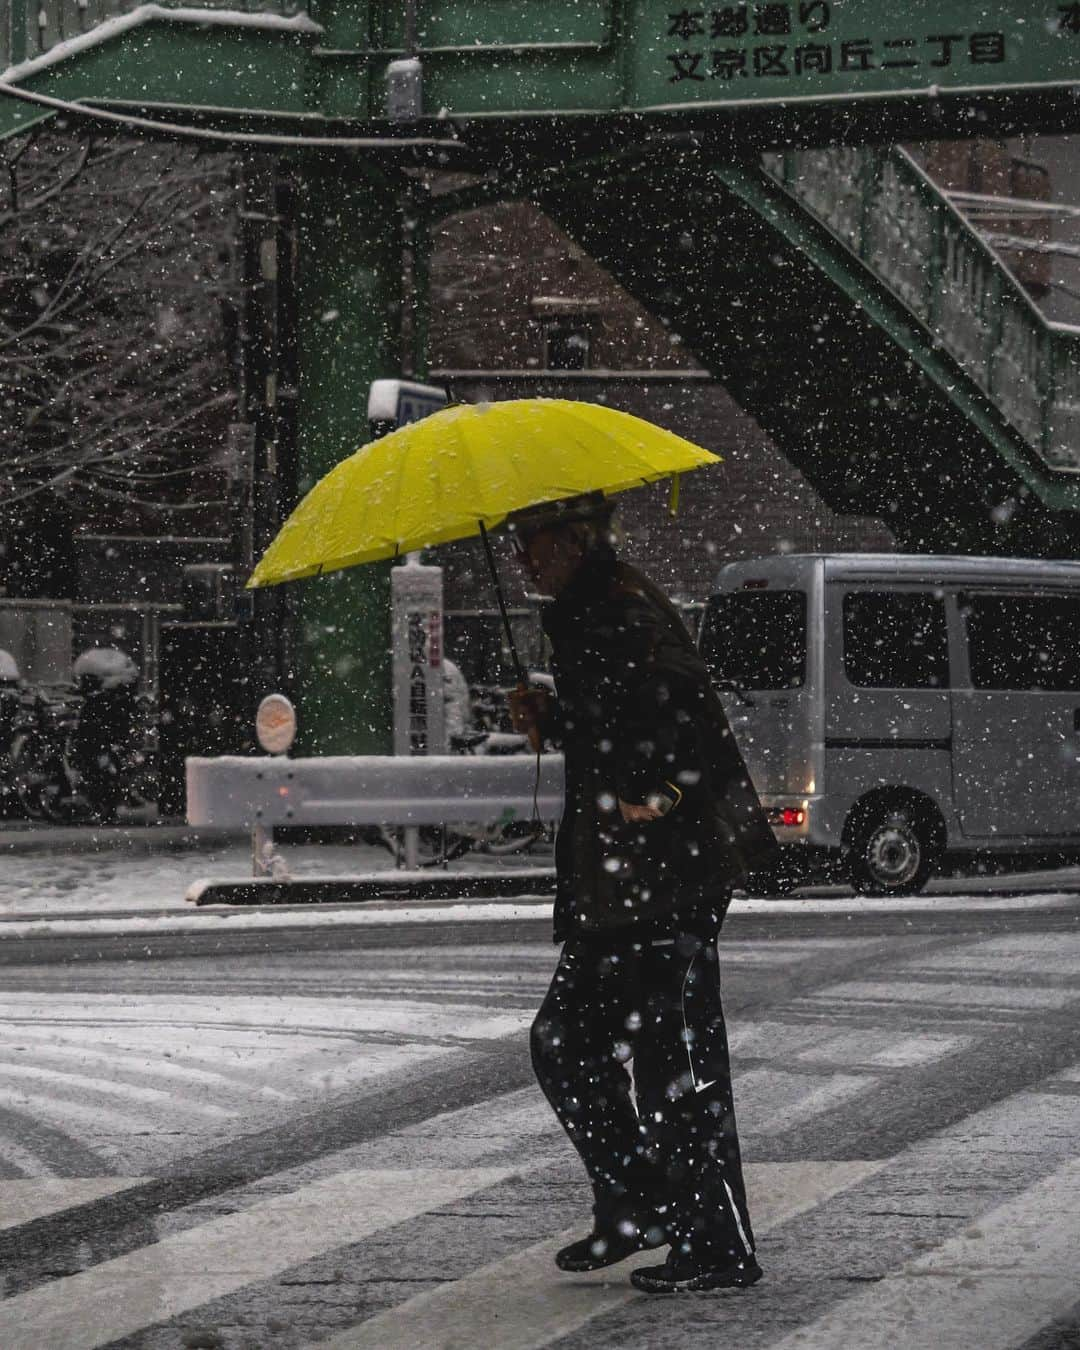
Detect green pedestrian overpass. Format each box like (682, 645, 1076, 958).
(5, 1, 1080, 747)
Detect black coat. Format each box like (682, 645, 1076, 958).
(541, 551, 777, 941)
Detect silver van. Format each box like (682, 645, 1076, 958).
(699, 554, 1080, 895)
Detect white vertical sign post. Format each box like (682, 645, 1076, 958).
(390, 559, 446, 871)
(391, 562, 446, 760)
(370, 378, 449, 870)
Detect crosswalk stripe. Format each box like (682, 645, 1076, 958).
(0, 1060, 237, 1119)
(737, 1068, 874, 1134)
(0, 1167, 517, 1350)
(764, 1157, 1080, 1350)
(900, 932, 1080, 977)
(782, 1028, 969, 1070)
(3, 1039, 299, 1099)
(0, 993, 533, 1043)
(0, 993, 537, 1170)
(805, 980, 1077, 1011)
(311, 1161, 884, 1350)
(0, 1178, 150, 1232)
(0, 1086, 160, 1139)
(0, 1136, 56, 1179)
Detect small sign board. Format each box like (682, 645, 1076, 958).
(255, 693, 297, 756)
(367, 379, 448, 435)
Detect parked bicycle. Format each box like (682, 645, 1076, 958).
(377, 725, 554, 868)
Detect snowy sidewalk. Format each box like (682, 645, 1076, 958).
(0, 832, 558, 937)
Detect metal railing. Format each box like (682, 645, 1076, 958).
(763, 146, 1080, 475)
(2, 0, 305, 72)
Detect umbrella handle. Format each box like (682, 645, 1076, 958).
(478, 521, 527, 688)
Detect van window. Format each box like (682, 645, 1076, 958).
(701, 591, 806, 690)
(843, 591, 949, 689)
(963, 593, 1080, 691)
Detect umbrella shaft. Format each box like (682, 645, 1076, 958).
(479, 521, 527, 687)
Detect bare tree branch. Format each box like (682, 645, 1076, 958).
(0, 131, 241, 540)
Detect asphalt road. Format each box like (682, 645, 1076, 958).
(4, 897, 1080, 1349)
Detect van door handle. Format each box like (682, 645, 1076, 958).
(1074, 708, 1080, 733)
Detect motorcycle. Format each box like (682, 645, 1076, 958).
(10, 648, 152, 824)
(9, 684, 85, 823)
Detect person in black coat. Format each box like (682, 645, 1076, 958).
(509, 493, 777, 1294)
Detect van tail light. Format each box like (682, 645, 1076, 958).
(767, 806, 806, 827)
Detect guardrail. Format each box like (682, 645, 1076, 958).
(763, 146, 1080, 475)
(187, 751, 565, 880)
(187, 752, 565, 829)
(2, 0, 306, 71)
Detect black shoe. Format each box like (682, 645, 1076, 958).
(630, 1253, 763, 1293)
(555, 1217, 668, 1273)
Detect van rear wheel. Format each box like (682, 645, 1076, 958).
(848, 805, 935, 896)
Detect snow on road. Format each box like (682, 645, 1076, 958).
(0, 838, 452, 917)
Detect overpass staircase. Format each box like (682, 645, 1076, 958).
(538, 144, 1080, 554)
(5, 0, 1080, 554)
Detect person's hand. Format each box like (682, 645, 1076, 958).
(509, 685, 550, 751)
(618, 798, 663, 823)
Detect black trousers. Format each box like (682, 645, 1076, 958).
(531, 927, 755, 1265)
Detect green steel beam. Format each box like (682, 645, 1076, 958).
(5, 2, 1080, 148)
(291, 166, 403, 755)
(0, 11, 321, 142)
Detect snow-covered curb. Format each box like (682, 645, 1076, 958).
(1, 889, 1077, 941)
(0, 898, 556, 939)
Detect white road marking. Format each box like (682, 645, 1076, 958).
(0, 1177, 150, 1231)
(0, 993, 533, 1170)
(793, 1030, 970, 1070)
(728, 1020, 842, 1059)
(0, 1136, 57, 1180)
(804, 980, 1077, 1011)
(865, 1034, 971, 1068)
(312, 1161, 885, 1350)
(4, 1037, 300, 1099)
(765, 1157, 1080, 1350)
(0, 1087, 162, 1141)
(736, 1068, 874, 1135)
(0, 993, 532, 1043)
(0, 1167, 517, 1350)
(718, 938, 880, 966)
(899, 932, 1080, 977)
(0, 1061, 237, 1119)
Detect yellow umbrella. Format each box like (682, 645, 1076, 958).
(249, 399, 719, 587)
(248, 398, 720, 681)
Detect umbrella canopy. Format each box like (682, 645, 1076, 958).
(247, 399, 720, 589)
